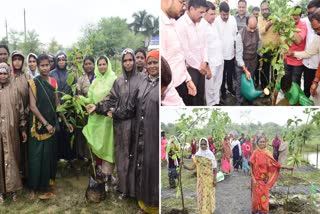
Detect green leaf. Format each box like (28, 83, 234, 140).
(293, 8, 302, 15)
(56, 106, 67, 112)
(66, 74, 75, 86)
(61, 94, 73, 101)
(70, 134, 75, 149)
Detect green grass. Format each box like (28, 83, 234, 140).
(0, 169, 140, 213)
(161, 159, 197, 213)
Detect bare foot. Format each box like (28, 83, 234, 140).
(12, 192, 17, 202)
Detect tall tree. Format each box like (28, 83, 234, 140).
(47, 38, 63, 55)
(8, 30, 23, 51)
(129, 10, 159, 45)
(78, 17, 144, 57)
(20, 30, 42, 54)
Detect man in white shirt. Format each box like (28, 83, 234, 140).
(176, 0, 210, 106)
(302, 0, 320, 98)
(214, 1, 238, 101)
(200, 1, 224, 106)
(161, 0, 197, 106)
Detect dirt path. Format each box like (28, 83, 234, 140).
(215, 171, 251, 214)
(161, 166, 319, 214)
(161, 169, 252, 214)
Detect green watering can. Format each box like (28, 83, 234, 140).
(240, 74, 267, 101)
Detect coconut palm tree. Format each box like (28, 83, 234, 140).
(129, 10, 159, 46)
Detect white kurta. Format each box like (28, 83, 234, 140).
(200, 19, 224, 105)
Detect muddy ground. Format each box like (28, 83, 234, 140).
(0, 161, 140, 214)
(220, 91, 271, 106)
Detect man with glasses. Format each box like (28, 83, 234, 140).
(235, 15, 262, 105)
(258, 0, 280, 90)
(176, 0, 209, 106)
(161, 0, 197, 106)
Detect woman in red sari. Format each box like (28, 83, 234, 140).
(250, 136, 291, 214)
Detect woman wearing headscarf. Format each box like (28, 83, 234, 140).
(222, 135, 232, 173)
(11, 51, 31, 111)
(190, 138, 197, 158)
(129, 49, 159, 212)
(27, 53, 39, 78)
(230, 134, 242, 171)
(80, 56, 117, 186)
(183, 138, 217, 214)
(48, 54, 56, 71)
(241, 135, 252, 176)
(74, 56, 95, 160)
(250, 136, 292, 214)
(278, 136, 289, 166)
(271, 135, 281, 161)
(166, 138, 180, 189)
(49, 51, 75, 161)
(11, 51, 31, 182)
(0, 63, 27, 202)
(86, 48, 145, 199)
(0, 45, 10, 64)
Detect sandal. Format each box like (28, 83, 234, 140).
(39, 192, 56, 200)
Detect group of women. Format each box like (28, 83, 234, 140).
(0, 44, 159, 213)
(182, 134, 292, 214)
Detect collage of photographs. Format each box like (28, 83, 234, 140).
(161, 0, 320, 213)
(0, 0, 320, 213)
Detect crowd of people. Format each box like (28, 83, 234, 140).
(161, 0, 320, 106)
(161, 131, 291, 214)
(0, 44, 159, 213)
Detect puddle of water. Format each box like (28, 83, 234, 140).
(303, 152, 320, 169)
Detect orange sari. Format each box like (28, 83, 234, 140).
(250, 148, 280, 213)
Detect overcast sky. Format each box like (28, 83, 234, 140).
(0, 0, 159, 48)
(161, 107, 317, 126)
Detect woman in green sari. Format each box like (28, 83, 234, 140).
(28, 54, 73, 199)
(80, 56, 117, 185)
(183, 138, 217, 214)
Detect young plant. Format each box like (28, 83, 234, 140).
(259, 0, 301, 91)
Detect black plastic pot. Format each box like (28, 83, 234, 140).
(85, 175, 106, 203)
